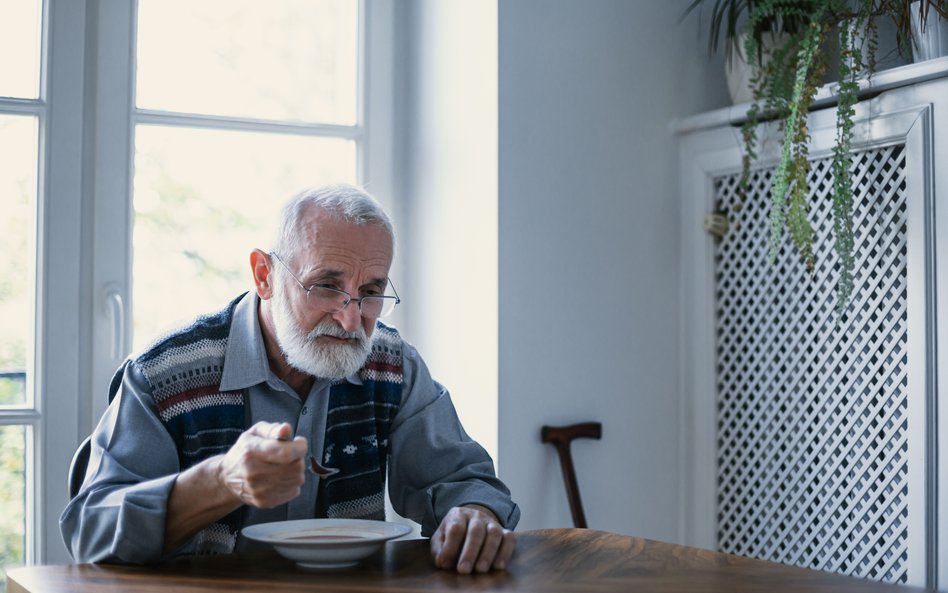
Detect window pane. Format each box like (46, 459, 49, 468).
(0, 0, 42, 99)
(136, 0, 358, 125)
(132, 125, 357, 351)
(0, 425, 26, 590)
(0, 115, 38, 407)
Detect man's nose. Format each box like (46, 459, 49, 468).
(333, 301, 362, 333)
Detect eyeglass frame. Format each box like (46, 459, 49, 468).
(269, 251, 400, 318)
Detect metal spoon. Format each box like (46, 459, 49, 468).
(308, 455, 340, 479)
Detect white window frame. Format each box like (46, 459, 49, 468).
(0, 0, 83, 566)
(87, 0, 394, 424)
(0, 0, 88, 566)
(26, 0, 393, 564)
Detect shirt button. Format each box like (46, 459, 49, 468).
(301, 406, 308, 415)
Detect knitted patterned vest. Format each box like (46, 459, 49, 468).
(131, 295, 403, 555)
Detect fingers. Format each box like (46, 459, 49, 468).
(430, 506, 516, 574)
(254, 435, 308, 463)
(431, 514, 465, 571)
(247, 421, 293, 441)
(218, 422, 308, 508)
(456, 514, 508, 573)
(245, 422, 307, 462)
(456, 516, 496, 573)
(269, 422, 293, 441)
(238, 456, 306, 507)
(495, 529, 517, 570)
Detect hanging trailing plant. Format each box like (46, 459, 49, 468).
(758, 18, 825, 270)
(831, 15, 862, 312)
(684, 0, 948, 314)
(741, 0, 876, 315)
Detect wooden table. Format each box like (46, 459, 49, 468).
(7, 528, 935, 593)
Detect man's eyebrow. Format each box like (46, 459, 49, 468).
(299, 268, 342, 284)
(316, 269, 344, 279)
(364, 277, 389, 289)
(301, 269, 388, 289)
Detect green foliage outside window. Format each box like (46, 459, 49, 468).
(0, 426, 26, 593)
(0, 134, 30, 405)
(0, 115, 32, 593)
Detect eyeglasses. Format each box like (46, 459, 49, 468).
(269, 252, 400, 319)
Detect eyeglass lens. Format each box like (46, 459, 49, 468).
(309, 286, 396, 318)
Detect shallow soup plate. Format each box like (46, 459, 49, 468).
(242, 518, 413, 569)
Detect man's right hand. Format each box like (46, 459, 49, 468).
(217, 421, 307, 508)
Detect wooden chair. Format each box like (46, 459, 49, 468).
(541, 422, 602, 528)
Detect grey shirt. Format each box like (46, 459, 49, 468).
(60, 293, 519, 563)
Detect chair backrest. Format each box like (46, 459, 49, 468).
(67, 359, 130, 498)
(540, 422, 602, 529)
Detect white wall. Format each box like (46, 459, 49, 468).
(497, 0, 727, 542)
(397, 0, 729, 542)
(396, 2, 499, 459)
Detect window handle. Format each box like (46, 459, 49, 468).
(104, 286, 125, 360)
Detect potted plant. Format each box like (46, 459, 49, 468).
(683, 0, 814, 103)
(684, 0, 948, 313)
(910, 0, 948, 59)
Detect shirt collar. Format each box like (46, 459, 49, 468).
(220, 292, 271, 391)
(219, 292, 364, 391)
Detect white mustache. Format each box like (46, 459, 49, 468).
(307, 323, 365, 341)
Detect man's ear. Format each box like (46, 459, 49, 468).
(250, 249, 274, 300)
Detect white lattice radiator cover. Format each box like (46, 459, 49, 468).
(712, 144, 912, 584)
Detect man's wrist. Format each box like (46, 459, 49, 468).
(207, 454, 239, 505)
(461, 504, 500, 524)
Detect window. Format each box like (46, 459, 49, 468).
(130, 0, 361, 348)
(88, 0, 392, 421)
(132, 127, 357, 347)
(1, 0, 393, 570)
(0, 0, 42, 586)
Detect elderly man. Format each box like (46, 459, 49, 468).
(61, 184, 519, 574)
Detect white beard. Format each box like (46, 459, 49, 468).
(270, 287, 374, 380)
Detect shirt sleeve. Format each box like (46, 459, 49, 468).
(386, 342, 520, 536)
(59, 362, 193, 563)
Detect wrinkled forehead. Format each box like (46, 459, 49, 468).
(292, 209, 394, 268)
(298, 205, 392, 242)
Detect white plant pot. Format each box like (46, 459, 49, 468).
(725, 32, 790, 105)
(911, 1, 948, 61)
(725, 54, 756, 105)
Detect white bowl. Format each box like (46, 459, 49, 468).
(242, 518, 413, 569)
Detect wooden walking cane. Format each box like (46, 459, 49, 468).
(540, 422, 602, 529)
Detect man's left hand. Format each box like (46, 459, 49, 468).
(430, 505, 516, 574)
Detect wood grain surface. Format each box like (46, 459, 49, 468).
(6, 528, 934, 593)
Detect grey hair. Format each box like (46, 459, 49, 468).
(270, 184, 395, 261)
